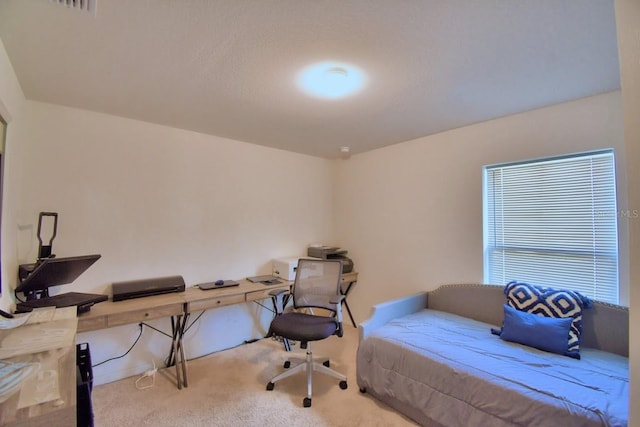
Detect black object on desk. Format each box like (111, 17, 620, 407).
(16, 254, 105, 314)
(112, 275, 186, 301)
(197, 280, 240, 290)
(17, 254, 102, 297)
(17, 292, 108, 314)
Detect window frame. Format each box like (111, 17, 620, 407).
(482, 149, 619, 304)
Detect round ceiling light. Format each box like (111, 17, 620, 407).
(297, 62, 367, 99)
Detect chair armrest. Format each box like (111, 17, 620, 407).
(329, 295, 346, 305)
(328, 295, 346, 337)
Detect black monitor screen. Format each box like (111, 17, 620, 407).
(15, 254, 101, 295)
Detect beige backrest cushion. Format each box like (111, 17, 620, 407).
(426, 283, 629, 357)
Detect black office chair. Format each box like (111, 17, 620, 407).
(266, 258, 348, 407)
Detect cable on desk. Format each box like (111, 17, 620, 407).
(92, 323, 144, 368)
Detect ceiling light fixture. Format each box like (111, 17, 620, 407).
(297, 62, 367, 99)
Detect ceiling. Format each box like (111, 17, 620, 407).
(0, 0, 620, 159)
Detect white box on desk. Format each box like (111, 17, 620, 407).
(272, 256, 324, 280)
(272, 257, 301, 281)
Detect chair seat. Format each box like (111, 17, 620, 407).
(270, 312, 338, 342)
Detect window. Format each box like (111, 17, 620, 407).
(483, 150, 619, 304)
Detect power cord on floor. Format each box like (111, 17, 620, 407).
(135, 359, 157, 390)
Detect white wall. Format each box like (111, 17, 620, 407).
(0, 38, 23, 123)
(0, 37, 25, 311)
(334, 92, 627, 324)
(615, 1, 640, 425)
(4, 100, 335, 384)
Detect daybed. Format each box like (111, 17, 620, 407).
(356, 284, 629, 427)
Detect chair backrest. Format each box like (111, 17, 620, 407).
(292, 259, 342, 312)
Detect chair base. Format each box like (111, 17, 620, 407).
(266, 342, 348, 407)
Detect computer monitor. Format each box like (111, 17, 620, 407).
(16, 254, 101, 299)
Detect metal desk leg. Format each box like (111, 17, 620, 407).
(166, 314, 189, 389)
(341, 281, 357, 328)
(170, 315, 184, 389)
(167, 321, 176, 367)
(177, 313, 189, 387)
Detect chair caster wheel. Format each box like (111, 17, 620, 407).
(303, 397, 312, 407)
(283, 361, 291, 369)
(323, 360, 330, 367)
(266, 382, 274, 391)
(339, 380, 348, 390)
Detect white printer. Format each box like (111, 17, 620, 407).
(272, 246, 354, 280)
(272, 257, 303, 281)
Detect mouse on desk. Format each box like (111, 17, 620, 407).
(214, 280, 225, 286)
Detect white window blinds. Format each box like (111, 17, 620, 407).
(483, 150, 619, 303)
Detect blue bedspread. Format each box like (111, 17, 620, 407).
(357, 309, 628, 427)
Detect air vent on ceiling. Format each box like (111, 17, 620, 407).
(49, 0, 97, 17)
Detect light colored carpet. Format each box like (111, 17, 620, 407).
(91, 327, 417, 426)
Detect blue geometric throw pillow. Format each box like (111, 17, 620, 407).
(503, 281, 592, 359)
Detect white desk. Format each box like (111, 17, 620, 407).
(77, 271, 358, 389)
